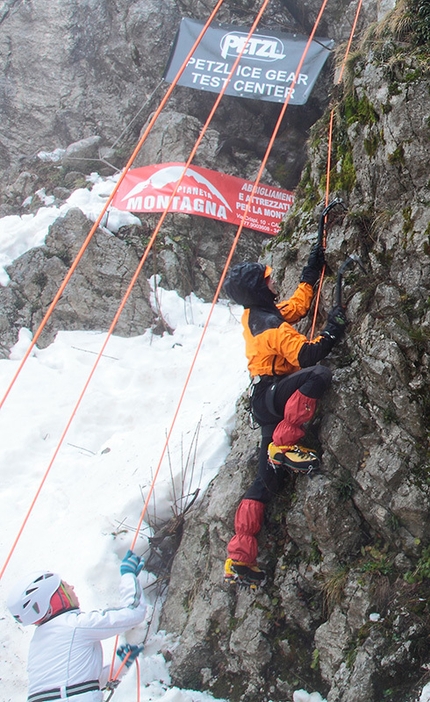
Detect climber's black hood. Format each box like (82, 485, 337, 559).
(223, 262, 278, 310)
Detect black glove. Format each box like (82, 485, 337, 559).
(322, 305, 348, 342)
(300, 243, 325, 286)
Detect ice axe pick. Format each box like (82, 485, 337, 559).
(335, 254, 367, 307)
(317, 197, 347, 246)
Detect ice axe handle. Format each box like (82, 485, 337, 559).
(335, 255, 367, 307)
(335, 272, 345, 308)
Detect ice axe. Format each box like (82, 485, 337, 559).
(335, 254, 367, 307)
(309, 198, 347, 339)
(317, 197, 347, 246)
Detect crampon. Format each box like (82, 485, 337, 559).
(268, 442, 320, 475)
(224, 559, 266, 590)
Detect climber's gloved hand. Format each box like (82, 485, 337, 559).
(116, 643, 144, 667)
(120, 550, 144, 577)
(308, 242, 325, 270)
(322, 305, 348, 342)
(300, 243, 325, 286)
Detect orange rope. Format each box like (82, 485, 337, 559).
(0, 0, 235, 582)
(0, 0, 336, 578)
(130, 0, 332, 551)
(112, 651, 130, 681)
(309, 0, 363, 337)
(337, 0, 364, 85)
(309, 108, 334, 338)
(0, 0, 227, 415)
(2, 11, 344, 702)
(326, 0, 363, 201)
(136, 658, 141, 702)
(0, 0, 271, 581)
(324, 110, 335, 209)
(109, 636, 120, 681)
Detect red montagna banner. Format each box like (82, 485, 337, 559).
(112, 163, 294, 236)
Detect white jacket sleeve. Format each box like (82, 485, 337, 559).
(73, 573, 148, 640)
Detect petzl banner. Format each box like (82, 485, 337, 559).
(164, 19, 334, 105)
(112, 163, 294, 236)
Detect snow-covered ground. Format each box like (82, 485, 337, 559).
(2, 172, 424, 702)
(0, 284, 247, 702)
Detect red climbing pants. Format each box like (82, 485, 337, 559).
(272, 389, 318, 446)
(227, 498, 265, 565)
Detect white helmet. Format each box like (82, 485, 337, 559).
(7, 571, 61, 625)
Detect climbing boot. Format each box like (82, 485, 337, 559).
(224, 558, 266, 590)
(268, 442, 320, 474)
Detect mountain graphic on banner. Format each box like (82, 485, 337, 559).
(113, 163, 294, 236)
(121, 165, 232, 212)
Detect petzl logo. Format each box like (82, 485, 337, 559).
(220, 32, 286, 61)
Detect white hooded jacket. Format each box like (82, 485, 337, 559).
(27, 573, 148, 701)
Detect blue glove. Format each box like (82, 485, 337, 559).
(120, 549, 144, 576)
(116, 643, 144, 667)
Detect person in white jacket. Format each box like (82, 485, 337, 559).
(7, 550, 148, 702)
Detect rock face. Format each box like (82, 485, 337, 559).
(1, 1, 430, 701)
(158, 9, 430, 702)
(0, 0, 355, 326)
(0, 0, 377, 187)
(0, 0, 180, 175)
(0, 208, 154, 354)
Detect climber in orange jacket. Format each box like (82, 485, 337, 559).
(223, 245, 347, 587)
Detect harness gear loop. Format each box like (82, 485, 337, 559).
(265, 382, 281, 418)
(104, 679, 121, 702)
(247, 378, 260, 430)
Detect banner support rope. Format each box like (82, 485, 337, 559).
(0, 0, 272, 581)
(129, 0, 332, 551)
(0, 0, 228, 415)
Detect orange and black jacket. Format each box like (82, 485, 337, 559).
(224, 262, 336, 378)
